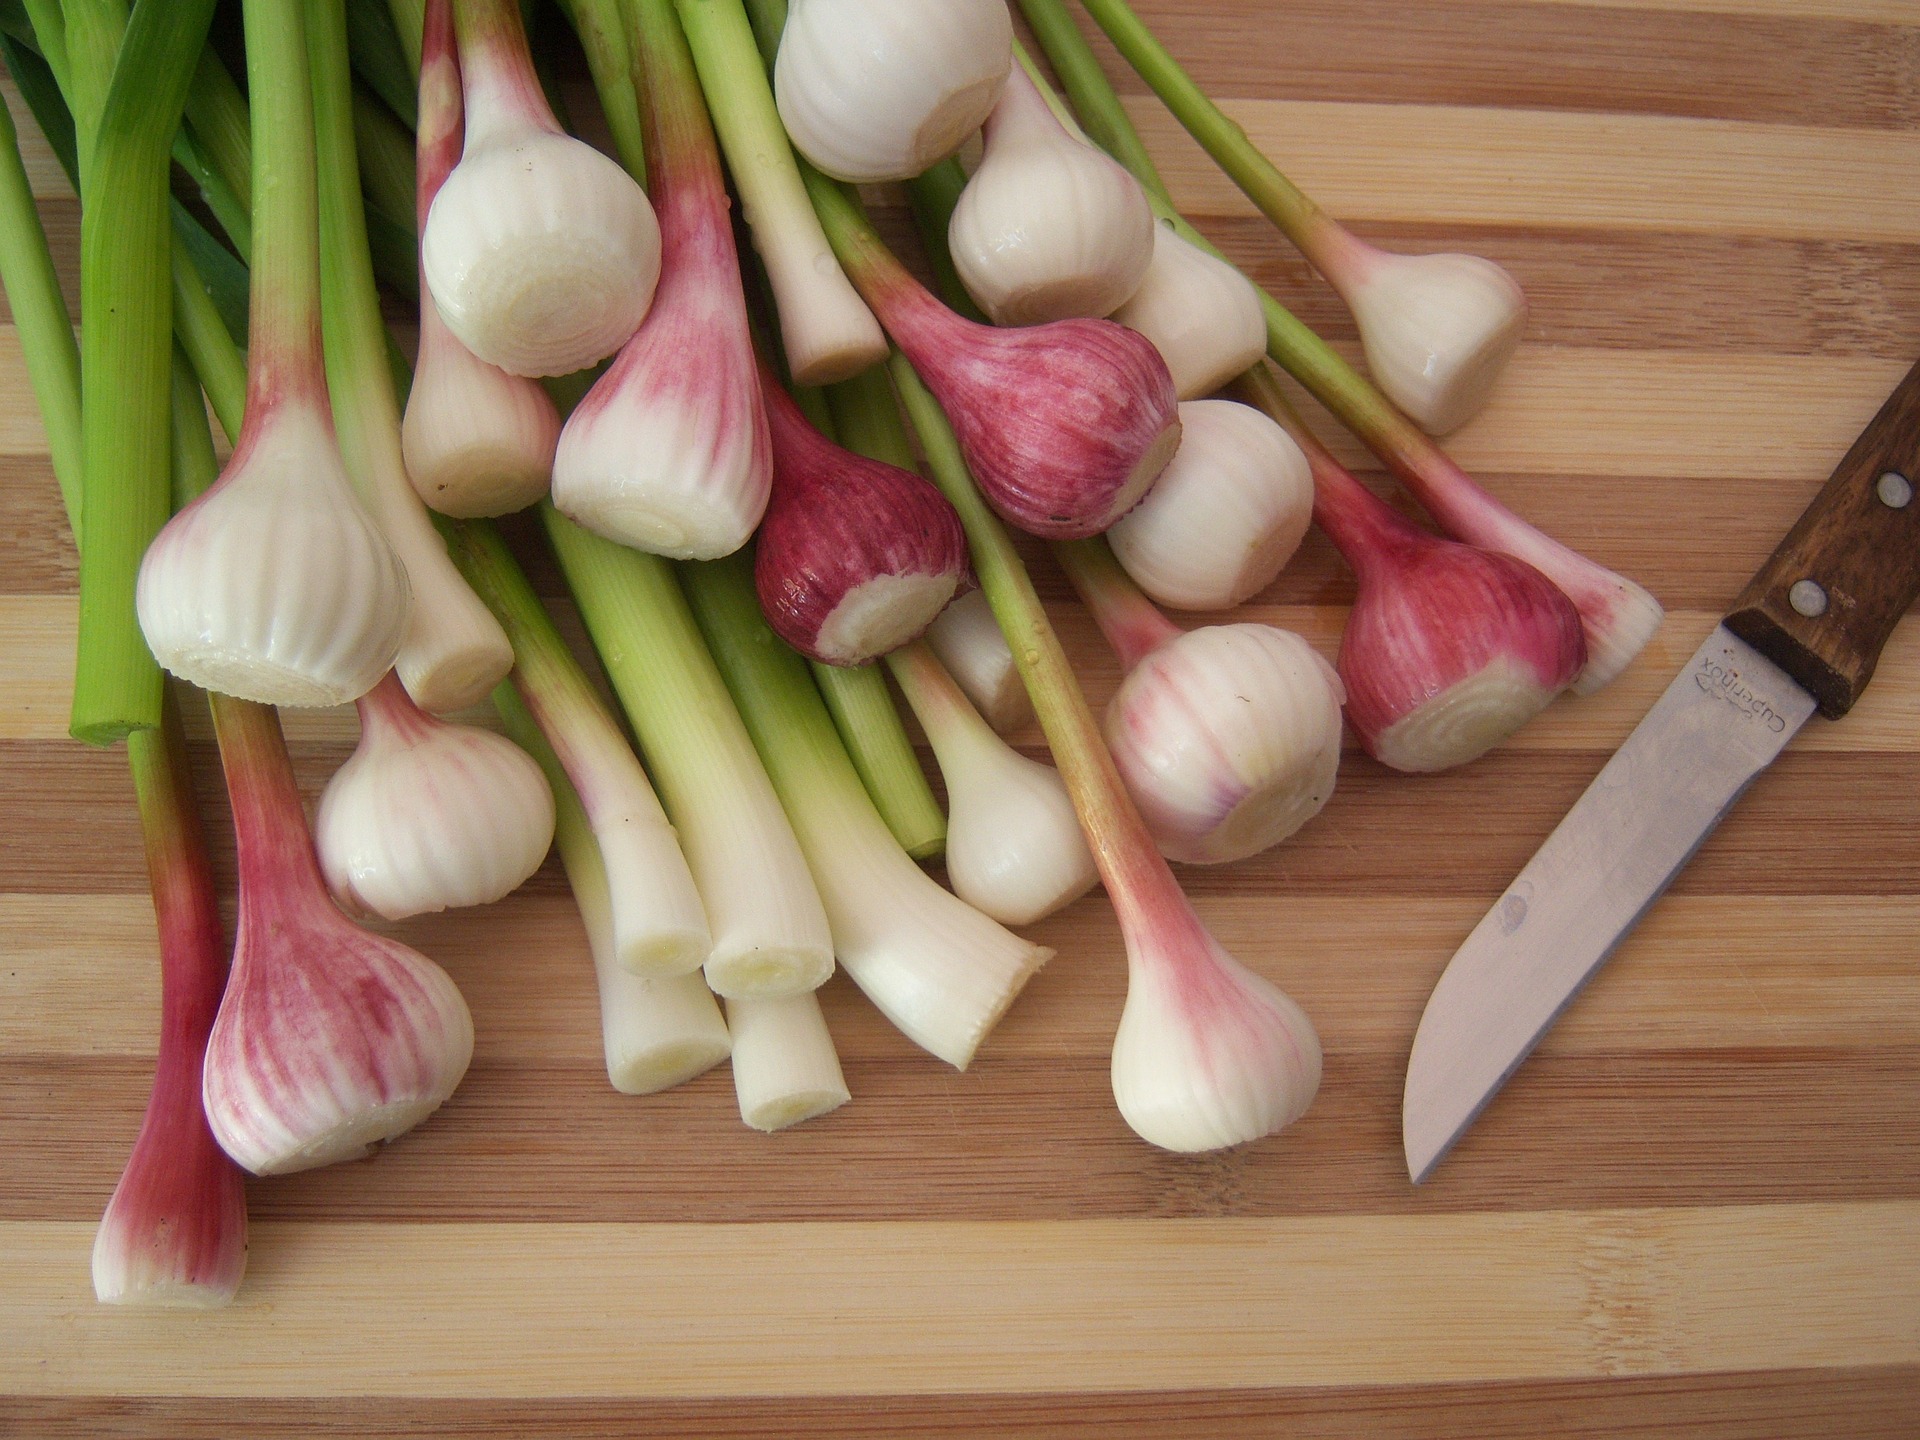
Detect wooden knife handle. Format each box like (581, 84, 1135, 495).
(1725, 358, 1920, 718)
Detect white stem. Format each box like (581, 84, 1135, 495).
(557, 791, 731, 1094)
(725, 991, 850, 1131)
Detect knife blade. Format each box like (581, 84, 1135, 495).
(1403, 357, 1920, 1183)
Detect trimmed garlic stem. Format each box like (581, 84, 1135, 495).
(310, 0, 513, 711)
(444, 520, 712, 977)
(1053, 538, 1182, 671)
(94, 702, 248, 1305)
(675, 0, 885, 385)
(725, 992, 850, 1132)
(493, 683, 733, 1095)
(1012, 11, 1660, 693)
(684, 551, 1049, 1070)
(541, 504, 835, 1000)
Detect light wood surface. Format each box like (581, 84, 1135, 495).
(3, 1, 1918, 1435)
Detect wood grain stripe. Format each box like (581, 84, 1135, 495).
(9, 1050, 1919, 1222)
(1082, 1, 1920, 130)
(7, 1368, 1919, 1440)
(1526, 0, 1916, 24)
(9, 602, 1912, 754)
(1, 1205, 1913, 1394)
(8, 893, 1915, 1063)
(1135, 100, 1920, 241)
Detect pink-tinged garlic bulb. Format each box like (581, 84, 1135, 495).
(137, 399, 410, 708)
(878, 281, 1180, 537)
(1110, 223, 1266, 400)
(886, 639, 1096, 926)
(1110, 897, 1321, 1153)
(925, 588, 1033, 735)
(200, 698, 473, 1176)
(403, 0, 560, 517)
(809, 180, 1182, 539)
(551, 8, 769, 559)
(1106, 399, 1313, 612)
(1271, 391, 1586, 772)
(1337, 247, 1528, 437)
(754, 373, 969, 665)
(774, 0, 1012, 183)
(423, 0, 660, 376)
(948, 65, 1154, 325)
(1060, 540, 1342, 865)
(315, 673, 555, 920)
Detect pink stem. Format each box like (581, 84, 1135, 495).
(208, 693, 329, 916)
(100, 698, 247, 1296)
(416, 0, 463, 224)
(452, 0, 562, 148)
(354, 669, 439, 745)
(1053, 537, 1182, 670)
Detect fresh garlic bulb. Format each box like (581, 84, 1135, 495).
(201, 697, 473, 1176)
(754, 373, 969, 665)
(1343, 249, 1527, 437)
(403, 280, 561, 517)
(887, 640, 1096, 927)
(1106, 623, 1345, 865)
(726, 992, 851, 1132)
(1111, 913, 1322, 1153)
(203, 906, 475, 1176)
(316, 674, 555, 920)
(423, 4, 660, 376)
(948, 65, 1155, 326)
(552, 185, 771, 559)
(404, 0, 560, 515)
(138, 401, 410, 708)
(774, 0, 1012, 183)
(1106, 399, 1313, 612)
(925, 589, 1032, 734)
(1111, 223, 1266, 399)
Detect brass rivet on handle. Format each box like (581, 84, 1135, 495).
(1789, 579, 1829, 618)
(1877, 471, 1913, 509)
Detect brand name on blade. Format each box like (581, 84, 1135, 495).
(1695, 656, 1788, 732)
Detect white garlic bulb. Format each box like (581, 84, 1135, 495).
(1110, 223, 1267, 399)
(1344, 249, 1527, 436)
(424, 12, 660, 377)
(316, 674, 556, 920)
(402, 300, 560, 517)
(1106, 399, 1313, 612)
(1111, 916, 1322, 1153)
(1105, 623, 1344, 865)
(924, 588, 1032, 735)
(138, 402, 410, 708)
(774, 0, 1012, 184)
(887, 640, 1096, 927)
(948, 65, 1155, 326)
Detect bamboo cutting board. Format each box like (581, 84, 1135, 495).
(3, 1, 1919, 1434)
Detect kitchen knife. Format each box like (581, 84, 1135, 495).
(1402, 358, 1920, 1183)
